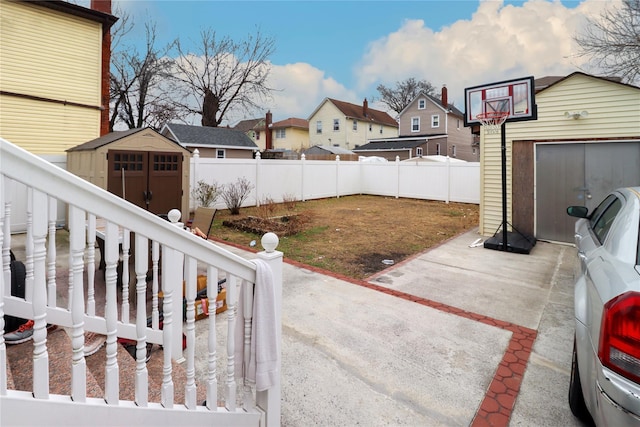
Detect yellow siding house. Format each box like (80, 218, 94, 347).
(0, 0, 116, 157)
(479, 72, 640, 243)
(307, 98, 398, 151)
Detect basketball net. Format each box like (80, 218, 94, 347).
(477, 111, 509, 135)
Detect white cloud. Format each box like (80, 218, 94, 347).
(353, 0, 618, 107)
(248, 62, 358, 123)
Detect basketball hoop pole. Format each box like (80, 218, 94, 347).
(500, 122, 508, 251)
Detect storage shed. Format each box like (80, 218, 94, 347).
(67, 127, 191, 218)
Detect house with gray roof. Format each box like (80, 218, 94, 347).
(355, 86, 478, 161)
(161, 123, 258, 159)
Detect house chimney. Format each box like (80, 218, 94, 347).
(441, 84, 448, 109)
(265, 110, 273, 150)
(91, 0, 112, 135)
(363, 98, 368, 117)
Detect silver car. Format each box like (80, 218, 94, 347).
(567, 187, 640, 426)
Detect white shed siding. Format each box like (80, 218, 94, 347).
(480, 74, 640, 235)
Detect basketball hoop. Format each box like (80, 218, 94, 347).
(477, 111, 509, 135)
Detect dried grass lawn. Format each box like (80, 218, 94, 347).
(210, 195, 479, 280)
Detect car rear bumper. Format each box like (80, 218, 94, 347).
(595, 372, 640, 426)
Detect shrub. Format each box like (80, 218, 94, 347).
(256, 196, 277, 219)
(191, 180, 219, 208)
(221, 177, 253, 215)
(282, 193, 297, 212)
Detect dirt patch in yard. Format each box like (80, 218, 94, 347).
(210, 195, 479, 280)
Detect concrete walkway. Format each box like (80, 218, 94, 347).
(212, 228, 588, 426)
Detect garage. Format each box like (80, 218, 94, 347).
(67, 127, 191, 217)
(480, 72, 640, 245)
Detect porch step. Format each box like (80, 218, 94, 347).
(5, 329, 206, 407)
(5, 327, 102, 398)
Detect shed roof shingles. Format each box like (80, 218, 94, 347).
(165, 123, 258, 149)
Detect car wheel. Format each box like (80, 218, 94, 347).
(569, 338, 594, 425)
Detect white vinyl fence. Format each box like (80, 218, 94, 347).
(9, 153, 479, 233)
(191, 152, 480, 211)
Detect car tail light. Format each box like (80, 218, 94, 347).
(599, 291, 640, 384)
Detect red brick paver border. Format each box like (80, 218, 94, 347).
(213, 238, 538, 426)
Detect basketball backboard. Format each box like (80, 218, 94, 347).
(464, 76, 537, 127)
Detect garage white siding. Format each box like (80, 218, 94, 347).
(479, 73, 640, 236)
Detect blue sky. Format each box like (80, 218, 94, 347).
(100, 0, 614, 125)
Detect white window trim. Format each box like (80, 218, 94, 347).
(411, 117, 420, 132)
(316, 120, 322, 134)
(352, 119, 357, 131)
(431, 114, 440, 128)
(436, 143, 441, 155)
(418, 99, 426, 109)
(416, 147, 423, 157)
(216, 149, 226, 159)
(276, 128, 286, 138)
(333, 119, 340, 131)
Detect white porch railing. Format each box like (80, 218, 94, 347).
(0, 138, 283, 426)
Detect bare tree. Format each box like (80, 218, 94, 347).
(168, 28, 276, 127)
(574, 0, 640, 84)
(376, 78, 436, 115)
(110, 14, 177, 131)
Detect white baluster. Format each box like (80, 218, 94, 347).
(0, 179, 6, 395)
(151, 241, 160, 329)
(86, 213, 96, 316)
(160, 245, 175, 408)
(134, 234, 148, 407)
(69, 206, 87, 402)
(25, 188, 33, 302)
(225, 274, 238, 411)
(104, 221, 120, 404)
(184, 256, 197, 409)
(46, 197, 57, 307)
(31, 189, 49, 399)
(2, 177, 12, 297)
(206, 265, 218, 410)
(121, 229, 130, 323)
(243, 278, 255, 411)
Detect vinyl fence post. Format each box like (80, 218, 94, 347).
(335, 155, 340, 199)
(255, 151, 261, 207)
(396, 156, 400, 199)
(301, 154, 306, 202)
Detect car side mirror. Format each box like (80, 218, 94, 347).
(567, 206, 588, 218)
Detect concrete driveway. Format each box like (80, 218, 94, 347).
(213, 227, 589, 426)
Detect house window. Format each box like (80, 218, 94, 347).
(418, 99, 426, 109)
(256, 131, 260, 140)
(276, 128, 286, 138)
(436, 143, 441, 155)
(369, 124, 372, 132)
(457, 119, 460, 130)
(379, 125, 383, 134)
(353, 120, 357, 131)
(451, 145, 456, 157)
(216, 149, 225, 159)
(416, 147, 423, 157)
(473, 148, 477, 155)
(333, 119, 340, 131)
(316, 121, 322, 134)
(431, 115, 440, 128)
(411, 117, 420, 132)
